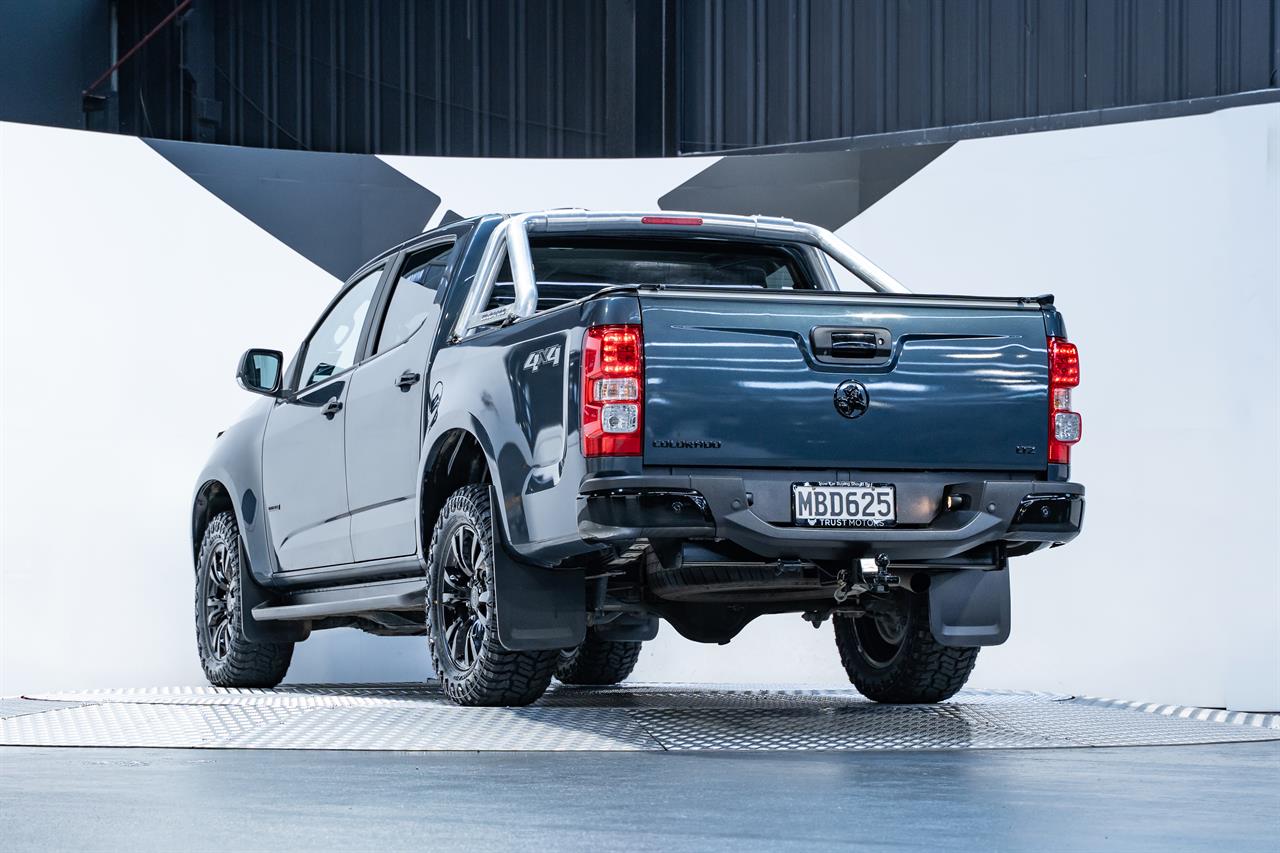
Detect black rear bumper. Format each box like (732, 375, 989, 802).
(578, 474, 1084, 561)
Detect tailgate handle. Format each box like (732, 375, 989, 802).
(811, 326, 892, 364)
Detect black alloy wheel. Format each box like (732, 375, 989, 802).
(200, 537, 237, 661)
(434, 520, 492, 673)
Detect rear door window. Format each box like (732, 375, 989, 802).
(375, 242, 456, 354)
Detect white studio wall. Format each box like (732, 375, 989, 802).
(2, 103, 1277, 710)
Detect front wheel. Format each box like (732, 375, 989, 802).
(194, 511, 293, 687)
(833, 589, 978, 703)
(425, 485, 557, 706)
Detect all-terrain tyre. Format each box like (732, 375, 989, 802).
(425, 485, 558, 706)
(556, 629, 641, 685)
(833, 589, 978, 703)
(194, 511, 293, 687)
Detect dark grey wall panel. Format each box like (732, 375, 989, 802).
(677, 0, 1280, 153)
(0, 0, 110, 129)
(116, 0, 610, 157)
(9, 0, 1276, 158)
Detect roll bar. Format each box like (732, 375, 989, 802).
(454, 209, 911, 336)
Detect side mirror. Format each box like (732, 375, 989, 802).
(236, 348, 284, 397)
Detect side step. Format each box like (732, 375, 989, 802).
(252, 577, 425, 622)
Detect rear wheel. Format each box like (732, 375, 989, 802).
(833, 589, 978, 703)
(556, 629, 641, 685)
(194, 512, 293, 687)
(425, 485, 557, 706)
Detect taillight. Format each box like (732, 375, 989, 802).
(582, 325, 643, 456)
(1048, 337, 1081, 464)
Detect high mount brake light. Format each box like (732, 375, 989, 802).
(1048, 337, 1081, 464)
(582, 325, 643, 456)
(640, 216, 703, 226)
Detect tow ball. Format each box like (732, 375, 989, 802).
(832, 553, 899, 603)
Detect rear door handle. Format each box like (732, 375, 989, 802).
(321, 400, 343, 419)
(396, 370, 422, 391)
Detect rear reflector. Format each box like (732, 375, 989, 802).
(1047, 337, 1082, 464)
(582, 325, 643, 456)
(640, 215, 703, 226)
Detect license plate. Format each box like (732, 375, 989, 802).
(792, 482, 896, 527)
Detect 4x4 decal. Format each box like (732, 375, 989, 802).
(522, 344, 561, 373)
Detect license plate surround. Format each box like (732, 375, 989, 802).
(791, 481, 897, 528)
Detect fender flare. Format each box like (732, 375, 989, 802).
(415, 412, 511, 555)
(191, 468, 303, 643)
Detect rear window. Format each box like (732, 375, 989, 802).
(487, 237, 816, 312)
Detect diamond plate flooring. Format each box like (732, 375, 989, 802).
(2, 684, 1276, 752)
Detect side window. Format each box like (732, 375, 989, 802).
(374, 243, 454, 354)
(298, 267, 382, 388)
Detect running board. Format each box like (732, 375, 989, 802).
(252, 577, 425, 622)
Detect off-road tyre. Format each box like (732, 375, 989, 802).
(833, 589, 978, 703)
(556, 629, 641, 685)
(425, 485, 557, 706)
(194, 512, 293, 687)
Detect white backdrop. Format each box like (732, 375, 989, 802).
(2, 103, 1277, 709)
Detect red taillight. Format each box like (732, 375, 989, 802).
(582, 325, 643, 456)
(1048, 337, 1081, 464)
(1049, 338, 1080, 387)
(640, 215, 703, 226)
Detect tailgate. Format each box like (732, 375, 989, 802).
(640, 292, 1050, 471)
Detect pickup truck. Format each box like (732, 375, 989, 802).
(192, 209, 1084, 706)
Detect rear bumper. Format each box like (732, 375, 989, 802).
(577, 474, 1084, 561)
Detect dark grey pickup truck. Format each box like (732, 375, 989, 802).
(192, 210, 1084, 706)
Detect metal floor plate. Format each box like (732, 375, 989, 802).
(3, 684, 1277, 752)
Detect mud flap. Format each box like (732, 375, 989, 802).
(490, 488, 586, 651)
(239, 541, 308, 644)
(928, 569, 1010, 647)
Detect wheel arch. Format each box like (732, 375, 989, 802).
(419, 426, 496, 555)
(192, 478, 236, 569)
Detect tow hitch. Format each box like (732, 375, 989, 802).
(832, 553, 899, 603)
(863, 553, 900, 593)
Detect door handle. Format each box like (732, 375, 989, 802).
(321, 400, 344, 420)
(396, 370, 422, 391)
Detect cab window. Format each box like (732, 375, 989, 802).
(298, 266, 382, 388)
(375, 242, 455, 354)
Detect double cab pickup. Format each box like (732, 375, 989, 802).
(192, 210, 1084, 705)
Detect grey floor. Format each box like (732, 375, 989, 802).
(2, 741, 1278, 851)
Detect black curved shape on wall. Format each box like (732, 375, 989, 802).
(658, 143, 951, 228)
(146, 139, 440, 280)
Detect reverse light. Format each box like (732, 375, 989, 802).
(582, 325, 643, 456)
(1048, 337, 1081, 464)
